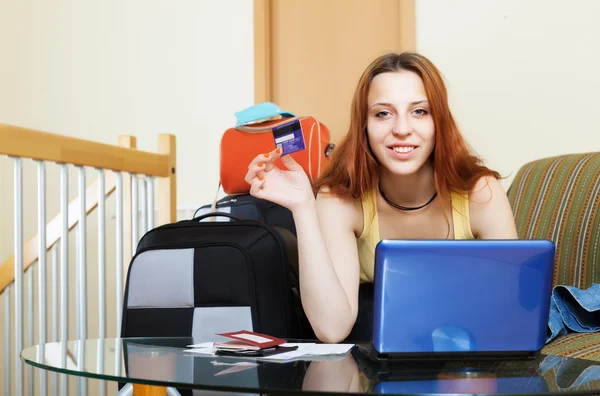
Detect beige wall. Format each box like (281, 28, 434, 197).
(0, 0, 255, 208)
(416, 0, 600, 189)
(0, 1, 253, 394)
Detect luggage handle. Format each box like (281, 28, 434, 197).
(193, 211, 243, 222)
(236, 116, 303, 133)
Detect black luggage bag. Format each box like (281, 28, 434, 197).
(121, 212, 309, 340)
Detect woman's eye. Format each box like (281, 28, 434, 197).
(375, 110, 391, 118)
(413, 108, 429, 116)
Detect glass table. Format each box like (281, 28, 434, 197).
(21, 337, 600, 395)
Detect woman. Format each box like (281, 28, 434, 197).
(245, 52, 518, 343)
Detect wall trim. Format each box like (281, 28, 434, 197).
(253, 0, 272, 104)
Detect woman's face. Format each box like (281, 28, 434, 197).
(366, 70, 435, 177)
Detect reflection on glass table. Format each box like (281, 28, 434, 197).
(20, 337, 600, 395)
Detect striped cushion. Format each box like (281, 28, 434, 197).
(542, 332, 600, 361)
(507, 152, 600, 289)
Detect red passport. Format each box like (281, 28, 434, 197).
(215, 330, 286, 350)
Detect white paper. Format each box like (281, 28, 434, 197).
(184, 347, 219, 355)
(260, 344, 354, 361)
(184, 342, 354, 363)
(186, 342, 214, 348)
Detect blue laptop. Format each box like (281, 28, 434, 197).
(371, 239, 555, 360)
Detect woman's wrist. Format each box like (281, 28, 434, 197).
(291, 196, 317, 218)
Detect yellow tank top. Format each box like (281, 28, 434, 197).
(357, 191, 474, 282)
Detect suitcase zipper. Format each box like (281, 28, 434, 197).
(217, 198, 237, 206)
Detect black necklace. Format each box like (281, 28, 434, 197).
(379, 183, 438, 211)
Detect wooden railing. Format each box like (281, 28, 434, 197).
(0, 123, 176, 396)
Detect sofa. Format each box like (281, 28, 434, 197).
(507, 152, 600, 361)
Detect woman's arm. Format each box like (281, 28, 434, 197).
(246, 150, 362, 343)
(294, 191, 362, 343)
(469, 176, 519, 239)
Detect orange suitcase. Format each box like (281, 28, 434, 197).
(220, 116, 335, 194)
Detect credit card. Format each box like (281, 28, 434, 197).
(272, 119, 305, 155)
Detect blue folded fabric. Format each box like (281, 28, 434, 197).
(547, 284, 600, 343)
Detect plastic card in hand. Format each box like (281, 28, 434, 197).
(272, 119, 305, 155)
(215, 330, 286, 350)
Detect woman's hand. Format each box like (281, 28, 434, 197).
(244, 148, 315, 212)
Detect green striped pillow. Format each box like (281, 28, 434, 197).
(507, 152, 600, 288)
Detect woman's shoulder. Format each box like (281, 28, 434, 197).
(467, 175, 518, 239)
(467, 175, 504, 203)
(316, 186, 364, 235)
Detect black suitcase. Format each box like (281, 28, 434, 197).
(194, 194, 297, 236)
(121, 212, 310, 340)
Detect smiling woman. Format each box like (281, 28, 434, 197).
(244, 52, 518, 344)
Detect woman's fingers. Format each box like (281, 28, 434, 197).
(280, 154, 303, 171)
(249, 176, 266, 197)
(245, 148, 283, 183)
(249, 147, 281, 168)
(258, 148, 281, 172)
(263, 147, 282, 172)
(245, 162, 267, 184)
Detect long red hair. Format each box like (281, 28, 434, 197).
(313, 52, 500, 208)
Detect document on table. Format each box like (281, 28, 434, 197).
(184, 342, 355, 362)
